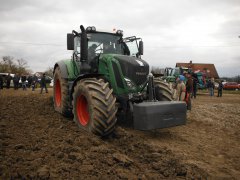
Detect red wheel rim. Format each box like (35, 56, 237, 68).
(55, 79, 61, 107)
(77, 95, 89, 126)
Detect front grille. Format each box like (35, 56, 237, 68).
(133, 66, 149, 85)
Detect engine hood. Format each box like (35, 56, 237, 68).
(113, 55, 149, 86)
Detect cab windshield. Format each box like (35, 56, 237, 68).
(87, 33, 123, 55)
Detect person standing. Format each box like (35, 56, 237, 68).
(191, 75, 198, 99)
(27, 76, 32, 88)
(31, 75, 38, 91)
(211, 78, 215, 96)
(207, 78, 214, 97)
(176, 75, 186, 101)
(6, 73, 12, 89)
(0, 75, 3, 89)
(13, 74, 20, 90)
(185, 73, 193, 110)
(217, 81, 223, 97)
(40, 73, 48, 94)
(21, 76, 27, 90)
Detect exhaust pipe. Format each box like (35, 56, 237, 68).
(80, 25, 88, 62)
(79, 25, 90, 73)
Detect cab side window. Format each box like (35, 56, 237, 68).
(74, 37, 81, 60)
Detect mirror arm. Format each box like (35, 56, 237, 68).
(72, 30, 79, 36)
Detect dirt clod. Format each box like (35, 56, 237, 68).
(112, 153, 133, 166)
(14, 144, 25, 150)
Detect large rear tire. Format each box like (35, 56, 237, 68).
(72, 78, 117, 136)
(154, 79, 176, 101)
(53, 66, 72, 116)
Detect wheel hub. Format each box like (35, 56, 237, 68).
(77, 95, 89, 126)
(55, 79, 61, 107)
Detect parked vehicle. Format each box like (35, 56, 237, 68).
(223, 82, 239, 90)
(0, 73, 14, 87)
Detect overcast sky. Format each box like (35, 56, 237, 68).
(0, 0, 239, 77)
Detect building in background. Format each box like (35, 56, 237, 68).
(176, 61, 219, 79)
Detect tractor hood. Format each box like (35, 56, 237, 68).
(113, 55, 149, 86)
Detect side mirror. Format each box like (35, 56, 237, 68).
(139, 41, 143, 55)
(67, 33, 74, 50)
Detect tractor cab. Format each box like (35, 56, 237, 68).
(68, 26, 143, 65)
(163, 67, 181, 83)
(67, 26, 148, 95)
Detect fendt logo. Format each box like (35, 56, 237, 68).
(136, 60, 144, 66)
(136, 72, 147, 76)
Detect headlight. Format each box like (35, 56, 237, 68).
(124, 77, 136, 90)
(91, 26, 96, 31)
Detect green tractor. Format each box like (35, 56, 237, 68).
(53, 25, 186, 136)
(161, 67, 190, 83)
(162, 67, 180, 83)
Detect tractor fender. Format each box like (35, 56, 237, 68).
(70, 73, 104, 100)
(53, 61, 68, 79)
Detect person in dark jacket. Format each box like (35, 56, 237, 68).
(207, 79, 215, 96)
(31, 75, 38, 91)
(217, 81, 223, 97)
(0, 75, 3, 89)
(185, 73, 193, 110)
(191, 74, 198, 99)
(40, 73, 48, 94)
(13, 74, 20, 90)
(21, 76, 27, 90)
(6, 73, 12, 89)
(27, 76, 33, 88)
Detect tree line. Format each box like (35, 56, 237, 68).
(0, 56, 32, 75)
(0, 56, 53, 78)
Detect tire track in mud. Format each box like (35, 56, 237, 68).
(1, 89, 208, 179)
(104, 127, 208, 179)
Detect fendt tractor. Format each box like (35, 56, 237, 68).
(53, 25, 186, 136)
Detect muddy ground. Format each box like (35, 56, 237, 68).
(0, 88, 239, 179)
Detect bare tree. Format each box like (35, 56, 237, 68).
(17, 58, 28, 68)
(0, 56, 32, 75)
(17, 58, 29, 75)
(0, 60, 8, 72)
(2, 56, 16, 73)
(44, 67, 54, 78)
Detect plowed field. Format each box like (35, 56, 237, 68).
(1, 89, 239, 179)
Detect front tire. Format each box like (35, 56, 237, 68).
(154, 79, 175, 101)
(72, 78, 117, 136)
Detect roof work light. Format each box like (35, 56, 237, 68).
(86, 26, 96, 32)
(116, 30, 123, 35)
